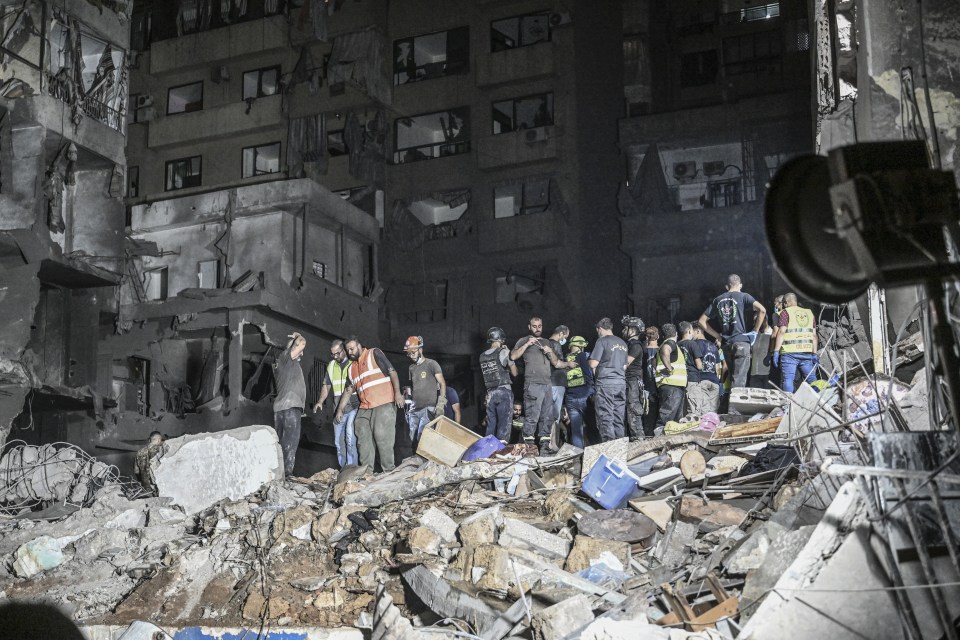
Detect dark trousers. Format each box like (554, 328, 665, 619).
(656, 385, 685, 428)
(722, 341, 753, 389)
(485, 386, 514, 442)
(273, 407, 303, 477)
(625, 378, 645, 440)
(522, 383, 554, 440)
(564, 394, 589, 448)
(642, 387, 659, 437)
(594, 382, 626, 442)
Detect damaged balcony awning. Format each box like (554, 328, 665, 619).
(0, 230, 119, 289)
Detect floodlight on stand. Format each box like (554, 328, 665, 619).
(765, 139, 960, 431)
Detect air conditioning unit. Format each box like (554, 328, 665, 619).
(525, 127, 549, 143)
(703, 160, 726, 176)
(549, 11, 571, 26)
(673, 161, 697, 181)
(135, 94, 153, 108)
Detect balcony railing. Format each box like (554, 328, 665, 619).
(48, 75, 125, 134)
(720, 3, 780, 25)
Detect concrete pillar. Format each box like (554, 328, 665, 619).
(227, 312, 244, 412)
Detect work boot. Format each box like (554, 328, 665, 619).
(538, 437, 558, 455)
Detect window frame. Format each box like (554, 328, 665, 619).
(491, 91, 554, 135)
(241, 141, 282, 178)
(242, 65, 281, 100)
(327, 129, 348, 157)
(493, 178, 551, 218)
(393, 25, 470, 85)
(127, 166, 139, 199)
(490, 11, 552, 52)
(166, 81, 204, 115)
(144, 267, 169, 301)
(393, 106, 471, 164)
(164, 155, 202, 192)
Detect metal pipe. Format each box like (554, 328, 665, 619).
(928, 480, 960, 578)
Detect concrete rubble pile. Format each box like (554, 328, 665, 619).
(0, 368, 956, 640)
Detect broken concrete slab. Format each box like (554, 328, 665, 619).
(531, 594, 595, 640)
(723, 522, 788, 575)
(12, 532, 89, 578)
(458, 506, 502, 546)
(407, 527, 442, 556)
(627, 499, 673, 531)
(152, 426, 283, 514)
(419, 506, 458, 543)
(500, 517, 571, 560)
(402, 565, 500, 634)
(564, 536, 632, 573)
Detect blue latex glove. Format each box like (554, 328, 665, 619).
(762, 354, 772, 367)
(772, 352, 780, 368)
(744, 331, 758, 345)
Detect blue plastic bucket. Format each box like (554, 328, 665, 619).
(581, 454, 640, 509)
(462, 434, 507, 461)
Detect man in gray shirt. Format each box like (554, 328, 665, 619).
(404, 335, 447, 446)
(510, 316, 566, 451)
(588, 318, 629, 442)
(273, 332, 307, 477)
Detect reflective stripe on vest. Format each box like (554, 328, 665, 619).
(565, 353, 586, 387)
(326, 359, 350, 398)
(655, 340, 687, 388)
(349, 348, 394, 409)
(780, 306, 815, 354)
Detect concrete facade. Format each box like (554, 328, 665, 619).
(617, 0, 813, 326)
(0, 0, 132, 450)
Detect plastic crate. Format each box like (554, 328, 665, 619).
(416, 415, 481, 467)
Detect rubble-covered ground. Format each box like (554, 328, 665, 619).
(0, 365, 957, 640)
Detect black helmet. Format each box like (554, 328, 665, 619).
(486, 326, 507, 343)
(621, 315, 645, 332)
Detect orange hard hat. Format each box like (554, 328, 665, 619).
(403, 335, 424, 351)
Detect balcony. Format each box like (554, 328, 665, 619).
(149, 15, 287, 75)
(475, 126, 558, 170)
(148, 94, 283, 148)
(478, 208, 561, 254)
(475, 42, 554, 88)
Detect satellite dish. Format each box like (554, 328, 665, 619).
(764, 155, 871, 304)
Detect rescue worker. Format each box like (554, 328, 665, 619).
(655, 323, 687, 431)
(589, 317, 629, 442)
(134, 431, 165, 493)
(563, 335, 594, 448)
(772, 293, 819, 392)
(511, 317, 568, 452)
(698, 274, 766, 390)
(622, 315, 647, 441)
(479, 327, 518, 444)
(641, 326, 660, 437)
(402, 336, 446, 447)
(693, 324, 723, 412)
(335, 336, 404, 472)
(313, 339, 359, 468)
(273, 332, 307, 477)
(547, 325, 572, 438)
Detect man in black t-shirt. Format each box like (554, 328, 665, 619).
(698, 274, 766, 389)
(690, 324, 721, 414)
(621, 315, 647, 441)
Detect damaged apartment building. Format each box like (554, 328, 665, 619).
(1, 0, 383, 474)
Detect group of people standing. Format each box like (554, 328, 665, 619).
(267, 274, 822, 476)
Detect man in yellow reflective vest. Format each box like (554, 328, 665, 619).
(772, 293, 819, 393)
(654, 323, 687, 432)
(313, 339, 358, 467)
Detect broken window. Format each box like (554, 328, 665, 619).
(127, 166, 139, 198)
(197, 259, 221, 289)
(494, 179, 550, 218)
(680, 50, 719, 87)
(312, 225, 340, 286)
(706, 179, 742, 208)
(328, 129, 347, 157)
(623, 34, 651, 117)
(394, 107, 470, 164)
(392, 280, 448, 323)
(393, 26, 469, 85)
(491, 13, 550, 52)
(144, 267, 168, 301)
(1, 0, 43, 67)
(113, 357, 150, 415)
(492, 93, 553, 134)
(723, 30, 782, 76)
(495, 268, 544, 303)
(167, 81, 203, 114)
(242, 66, 280, 100)
(165, 155, 202, 191)
(242, 142, 280, 178)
